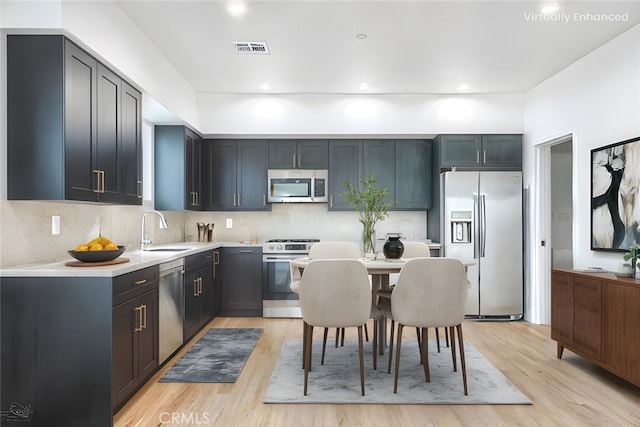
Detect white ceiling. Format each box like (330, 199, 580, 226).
(116, 0, 640, 95)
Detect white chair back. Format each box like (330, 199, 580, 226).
(391, 258, 468, 327)
(299, 259, 371, 328)
(401, 241, 431, 258)
(308, 241, 361, 259)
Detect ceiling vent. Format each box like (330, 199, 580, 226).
(233, 41, 270, 55)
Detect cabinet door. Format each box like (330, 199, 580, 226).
(237, 140, 269, 210)
(220, 248, 263, 315)
(328, 140, 361, 210)
(551, 271, 573, 344)
(120, 82, 142, 204)
(268, 140, 297, 169)
(363, 140, 395, 206)
(297, 140, 328, 169)
(602, 280, 640, 384)
(136, 289, 159, 383)
(204, 139, 237, 210)
(395, 140, 431, 209)
(572, 276, 602, 360)
(199, 261, 215, 326)
(112, 297, 140, 409)
(185, 129, 203, 210)
(439, 135, 481, 168)
(212, 250, 221, 315)
(184, 269, 201, 341)
(65, 40, 98, 202)
(481, 135, 522, 169)
(96, 64, 122, 203)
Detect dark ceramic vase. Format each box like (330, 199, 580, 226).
(383, 235, 404, 259)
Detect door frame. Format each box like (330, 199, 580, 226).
(531, 132, 573, 324)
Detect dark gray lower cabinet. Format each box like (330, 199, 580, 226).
(0, 266, 159, 426)
(184, 251, 215, 341)
(219, 247, 263, 316)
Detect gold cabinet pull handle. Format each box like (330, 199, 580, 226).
(100, 170, 105, 193)
(134, 279, 147, 285)
(134, 306, 142, 332)
(292, 153, 296, 168)
(93, 170, 101, 193)
(483, 149, 487, 164)
(141, 304, 147, 330)
(238, 193, 241, 206)
(137, 180, 143, 198)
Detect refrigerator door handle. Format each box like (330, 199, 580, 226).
(480, 194, 487, 258)
(473, 193, 479, 260)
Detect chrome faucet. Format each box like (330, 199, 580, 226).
(141, 210, 168, 249)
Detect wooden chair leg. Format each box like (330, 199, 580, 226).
(372, 318, 378, 370)
(304, 323, 313, 395)
(449, 325, 457, 372)
(435, 327, 441, 352)
(341, 328, 345, 346)
(365, 323, 369, 342)
(445, 326, 450, 347)
(302, 321, 307, 369)
(456, 324, 468, 395)
(421, 327, 430, 382)
(387, 319, 395, 374)
(415, 327, 422, 364)
(335, 328, 340, 348)
(393, 324, 404, 393)
(358, 325, 365, 396)
(321, 327, 329, 365)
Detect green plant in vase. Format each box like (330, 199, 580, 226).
(341, 174, 394, 255)
(623, 245, 640, 277)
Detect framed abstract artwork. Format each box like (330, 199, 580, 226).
(591, 136, 640, 251)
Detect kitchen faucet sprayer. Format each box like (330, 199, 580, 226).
(141, 210, 168, 249)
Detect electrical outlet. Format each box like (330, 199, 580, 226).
(226, 218, 233, 228)
(52, 216, 61, 235)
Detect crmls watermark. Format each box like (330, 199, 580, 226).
(159, 412, 211, 425)
(523, 11, 630, 23)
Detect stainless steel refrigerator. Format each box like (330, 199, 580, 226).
(441, 171, 523, 319)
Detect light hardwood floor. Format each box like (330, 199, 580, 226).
(114, 317, 640, 427)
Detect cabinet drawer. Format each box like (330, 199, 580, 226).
(113, 266, 159, 306)
(185, 250, 214, 271)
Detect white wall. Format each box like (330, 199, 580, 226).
(198, 93, 524, 136)
(523, 24, 640, 323)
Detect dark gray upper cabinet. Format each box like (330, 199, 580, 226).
(154, 125, 203, 211)
(268, 140, 329, 169)
(363, 140, 396, 206)
(395, 140, 432, 210)
(7, 35, 142, 204)
(438, 134, 522, 170)
(329, 140, 431, 211)
(204, 140, 270, 211)
(328, 140, 362, 210)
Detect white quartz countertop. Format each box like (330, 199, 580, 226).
(0, 242, 263, 278)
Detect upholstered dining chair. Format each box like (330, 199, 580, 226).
(298, 259, 371, 396)
(383, 258, 470, 395)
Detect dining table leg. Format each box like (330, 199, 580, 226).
(371, 273, 390, 355)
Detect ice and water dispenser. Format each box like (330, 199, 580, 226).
(450, 210, 472, 243)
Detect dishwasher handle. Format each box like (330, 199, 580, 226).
(159, 266, 185, 279)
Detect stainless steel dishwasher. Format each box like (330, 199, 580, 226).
(158, 258, 185, 364)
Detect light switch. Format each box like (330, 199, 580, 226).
(226, 218, 233, 228)
(52, 215, 61, 235)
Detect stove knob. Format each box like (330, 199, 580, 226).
(276, 244, 283, 251)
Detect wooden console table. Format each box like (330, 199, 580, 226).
(551, 268, 640, 388)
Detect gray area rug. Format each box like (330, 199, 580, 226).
(264, 338, 531, 404)
(160, 328, 262, 383)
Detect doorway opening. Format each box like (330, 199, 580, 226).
(550, 141, 574, 269)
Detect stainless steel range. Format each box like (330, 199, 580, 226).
(262, 239, 319, 318)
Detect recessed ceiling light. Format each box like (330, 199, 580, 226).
(541, 3, 560, 15)
(359, 82, 371, 91)
(227, 0, 247, 17)
(355, 34, 368, 40)
(260, 82, 271, 91)
(456, 83, 471, 91)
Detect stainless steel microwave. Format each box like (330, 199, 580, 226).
(267, 169, 328, 203)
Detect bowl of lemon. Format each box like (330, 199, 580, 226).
(68, 236, 125, 263)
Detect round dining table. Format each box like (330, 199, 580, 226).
(290, 257, 474, 355)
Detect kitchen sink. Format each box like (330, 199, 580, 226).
(144, 248, 190, 252)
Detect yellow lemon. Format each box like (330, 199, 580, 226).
(104, 242, 119, 251)
(75, 244, 89, 252)
(89, 243, 104, 251)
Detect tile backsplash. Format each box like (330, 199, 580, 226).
(0, 201, 427, 268)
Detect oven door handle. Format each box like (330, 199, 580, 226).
(263, 255, 302, 262)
